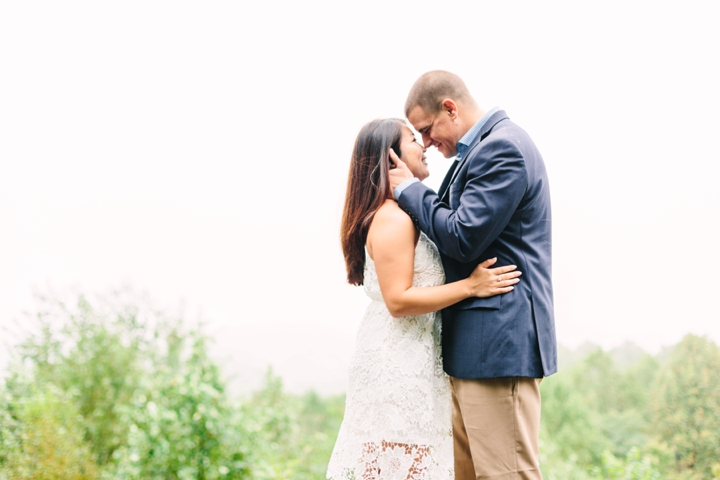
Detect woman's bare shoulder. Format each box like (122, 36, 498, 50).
(372, 200, 413, 229)
(366, 200, 415, 257)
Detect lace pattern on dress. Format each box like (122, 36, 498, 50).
(327, 233, 453, 480)
(360, 441, 431, 480)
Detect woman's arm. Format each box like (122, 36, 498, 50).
(367, 201, 519, 318)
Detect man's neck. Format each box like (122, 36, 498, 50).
(458, 108, 485, 138)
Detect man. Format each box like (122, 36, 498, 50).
(388, 70, 557, 480)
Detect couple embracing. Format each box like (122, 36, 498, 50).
(327, 71, 557, 480)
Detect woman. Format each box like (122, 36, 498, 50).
(326, 119, 520, 480)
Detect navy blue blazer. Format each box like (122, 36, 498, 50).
(398, 110, 557, 379)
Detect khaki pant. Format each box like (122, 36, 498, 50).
(450, 376, 543, 480)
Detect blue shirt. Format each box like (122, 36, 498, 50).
(394, 107, 501, 199)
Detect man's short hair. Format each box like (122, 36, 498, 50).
(404, 70, 475, 117)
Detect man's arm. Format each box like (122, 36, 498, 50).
(397, 137, 527, 262)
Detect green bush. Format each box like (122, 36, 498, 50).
(0, 382, 98, 479)
(2, 289, 251, 479)
(651, 334, 720, 478)
(590, 447, 661, 480)
(104, 332, 251, 479)
(2, 289, 719, 480)
(239, 368, 344, 480)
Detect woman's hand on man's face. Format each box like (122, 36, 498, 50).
(388, 148, 415, 193)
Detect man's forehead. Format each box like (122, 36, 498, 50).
(407, 106, 432, 128)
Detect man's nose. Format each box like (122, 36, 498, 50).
(422, 135, 432, 148)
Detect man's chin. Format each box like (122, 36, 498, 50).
(437, 145, 456, 159)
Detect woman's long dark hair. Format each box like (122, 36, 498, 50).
(341, 118, 404, 285)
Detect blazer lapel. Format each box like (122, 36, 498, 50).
(440, 111, 510, 202)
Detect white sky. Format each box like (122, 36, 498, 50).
(1, 1, 719, 394)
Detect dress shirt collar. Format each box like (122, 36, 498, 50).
(455, 106, 501, 160)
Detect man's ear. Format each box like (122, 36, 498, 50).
(441, 98, 458, 120)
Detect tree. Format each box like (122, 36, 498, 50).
(652, 334, 720, 478)
(590, 447, 661, 480)
(540, 368, 612, 470)
(1, 288, 252, 479)
(0, 383, 98, 479)
(240, 369, 345, 480)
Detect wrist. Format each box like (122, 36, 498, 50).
(393, 178, 420, 200)
(459, 278, 473, 298)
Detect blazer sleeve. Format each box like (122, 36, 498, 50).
(398, 136, 527, 262)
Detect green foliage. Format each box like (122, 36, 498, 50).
(0, 383, 99, 479)
(540, 346, 661, 470)
(540, 373, 611, 468)
(2, 289, 719, 480)
(652, 334, 720, 478)
(590, 448, 662, 480)
(538, 436, 595, 480)
(296, 390, 346, 477)
(15, 294, 145, 465)
(539, 336, 720, 480)
(1, 289, 251, 479)
(105, 332, 251, 479)
(240, 368, 344, 480)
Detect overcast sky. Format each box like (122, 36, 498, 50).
(1, 1, 718, 394)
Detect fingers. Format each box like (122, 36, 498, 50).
(499, 277, 521, 286)
(490, 264, 518, 274)
(389, 148, 401, 162)
(493, 285, 516, 294)
(491, 272, 520, 295)
(388, 150, 410, 170)
(469, 260, 522, 298)
(495, 270, 522, 280)
(477, 257, 498, 268)
(493, 276, 520, 292)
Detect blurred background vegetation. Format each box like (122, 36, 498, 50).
(1, 290, 719, 479)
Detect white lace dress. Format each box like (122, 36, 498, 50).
(327, 232, 454, 480)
